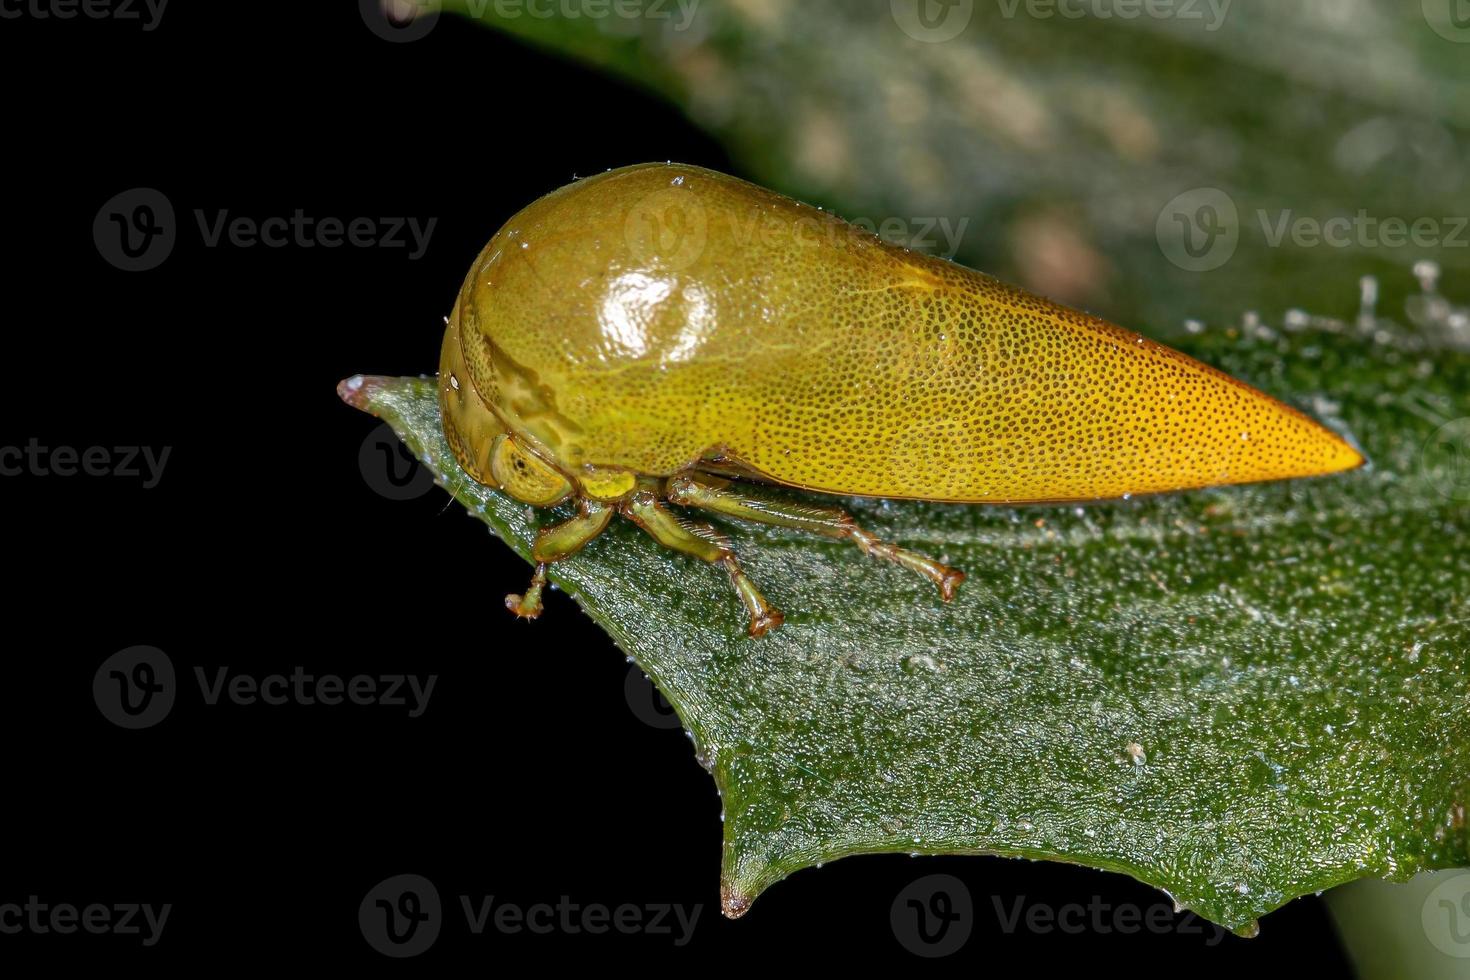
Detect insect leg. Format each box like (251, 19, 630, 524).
(505, 498, 614, 619)
(621, 488, 784, 637)
(666, 474, 965, 600)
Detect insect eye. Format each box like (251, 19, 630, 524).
(489, 434, 572, 507)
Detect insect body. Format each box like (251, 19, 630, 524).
(435, 163, 1363, 636)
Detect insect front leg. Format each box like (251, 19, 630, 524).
(505, 498, 614, 619)
(666, 473, 965, 600)
(620, 487, 784, 638)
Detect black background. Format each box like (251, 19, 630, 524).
(0, 2, 1356, 971)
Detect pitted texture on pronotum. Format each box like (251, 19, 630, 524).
(447, 162, 1361, 503)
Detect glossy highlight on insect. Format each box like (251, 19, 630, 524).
(418, 163, 1364, 636)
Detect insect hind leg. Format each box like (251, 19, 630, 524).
(621, 485, 784, 637)
(666, 473, 964, 601)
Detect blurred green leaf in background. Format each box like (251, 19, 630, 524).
(455, 0, 1470, 334)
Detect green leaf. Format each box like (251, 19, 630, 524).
(338, 283, 1469, 934)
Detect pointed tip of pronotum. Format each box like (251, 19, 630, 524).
(1265, 403, 1368, 482)
(1337, 442, 1368, 473)
(1316, 426, 1368, 477)
(336, 374, 390, 413)
(720, 883, 752, 920)
(1341, 435, 1368, 470)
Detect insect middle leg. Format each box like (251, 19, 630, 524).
(620, 486, 784, 637)
(505, 498, 615, 619)
(666, 473, 965, 600)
